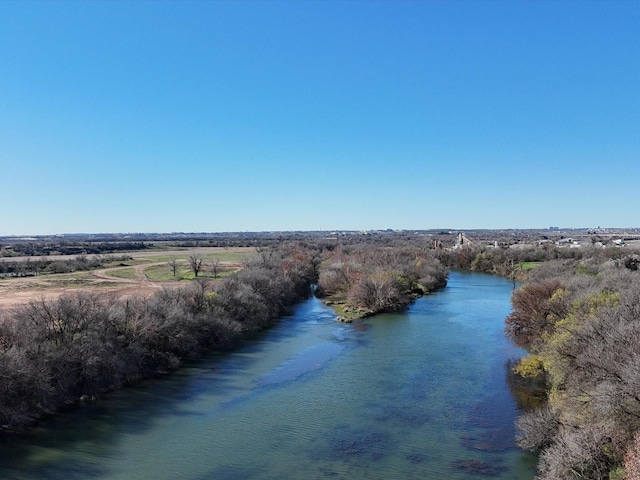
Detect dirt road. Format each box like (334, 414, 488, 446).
(0, 247, 253, 310)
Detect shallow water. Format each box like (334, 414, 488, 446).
(0, 271, 536, 479)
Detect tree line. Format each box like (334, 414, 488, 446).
(0, 241, 148, 258)
(0, 254, 132, 277)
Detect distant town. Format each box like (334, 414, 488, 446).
(2, 227, 640, 258)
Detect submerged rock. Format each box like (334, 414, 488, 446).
(451, 459, 505, 476)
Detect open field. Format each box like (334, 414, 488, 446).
(519, 261, 541, 270)
(0, 247, 255, 309)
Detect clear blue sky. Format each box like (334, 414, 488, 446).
(1, 0, 638, 235)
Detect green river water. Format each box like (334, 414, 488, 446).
(0, 270, 536, 479)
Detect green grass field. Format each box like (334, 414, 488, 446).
(134, 251, 253, 264)
(519, 261, 541, 270)
(144, 264, 185, 281)
(144, 263, 241, 282)
(105, 267, 136, 279)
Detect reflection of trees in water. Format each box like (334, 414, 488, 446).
(504, 358, 547, 412)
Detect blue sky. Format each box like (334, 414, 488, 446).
(1, 0, 638, 235)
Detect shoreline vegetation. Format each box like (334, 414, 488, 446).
(506, 257, 640, 480)
(316, 244, 448, 322)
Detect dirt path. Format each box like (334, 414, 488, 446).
(0, 259, 244, 310)
(90, 268, 138, 284)
(90, 262, 164, 284)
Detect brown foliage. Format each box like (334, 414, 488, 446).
(505, 279, 568, 349)
(318, 244, 447, 315)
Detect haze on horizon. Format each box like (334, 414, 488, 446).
(1, 1, 638, 236)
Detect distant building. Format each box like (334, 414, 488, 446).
(557, 237, 582, 248)
(453, 232, 473, 249)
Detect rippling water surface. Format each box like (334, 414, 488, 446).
(0, 271, 536, 479)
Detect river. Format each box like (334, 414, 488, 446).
(0, 271, 536, 479)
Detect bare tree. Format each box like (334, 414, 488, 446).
(210, 259, 221, 278)
(189, 254, 204, 278)
(516, 405, 560, 452)
(168, 257, 179, 277)
(24, 258, 37, 276)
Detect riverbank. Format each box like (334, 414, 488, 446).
(322, 285, 444, 323)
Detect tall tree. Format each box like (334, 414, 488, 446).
(168, 257, 178, 277)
